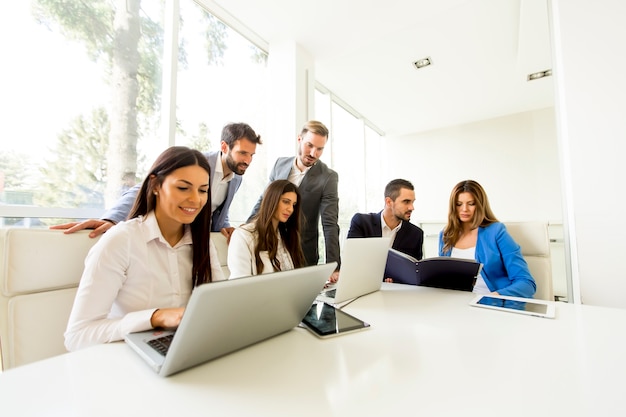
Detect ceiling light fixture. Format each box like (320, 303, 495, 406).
(527, 69, 552, 81)
(413, 57, 432, 69)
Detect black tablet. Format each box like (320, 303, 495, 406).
(300, 302, 370, 338)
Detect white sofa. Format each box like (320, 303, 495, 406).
(0, 228, 231, 370)
(505, 222, 554, 301)
(0, 228, 100, 370)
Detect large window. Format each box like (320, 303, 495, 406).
(173, 0, 268, 224)
(0, 0, 268, 226)
(1, 1, 143, 225)
(315, 87, 384, 247)
(1, 1, 377, 232)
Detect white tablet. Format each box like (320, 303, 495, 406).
(469, 294, 556, 319)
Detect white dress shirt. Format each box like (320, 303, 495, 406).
(64, 212, 225, 351)
(227, 222, 295, 279)
(287, 158, 310, 186)
(381, 212, 402, 247)
(451, 246, 489, 294)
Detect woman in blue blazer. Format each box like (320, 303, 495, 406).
(438, 180, 536, 298)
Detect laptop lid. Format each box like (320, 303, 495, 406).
(125, 262, 337, 377)
(317, 237, 390, 305)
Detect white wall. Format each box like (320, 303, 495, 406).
(382, 107, 569, 299)
(384, 107, 561, 225)
(551, 0, 626, 308)
(266, 41, 315, 161)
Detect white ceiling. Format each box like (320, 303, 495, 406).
(210, 0, 554, 136)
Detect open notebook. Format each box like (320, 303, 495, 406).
(384, 249, 482, 291)
(125, 262, 337, 377)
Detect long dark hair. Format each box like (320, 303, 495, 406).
(128, 146, 213, 286)
(442, 180, 498, 254)
(252, 180, 305, 273)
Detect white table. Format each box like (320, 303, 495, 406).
(1, 283, 625, 416)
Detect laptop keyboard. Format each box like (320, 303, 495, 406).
(147, 334, 174, 356)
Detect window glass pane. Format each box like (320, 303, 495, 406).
(364, 126, 384, 213)
(314, 88, 333, 167)
(176, 0, 269, 225)
(1, 1, 164, 224)
(315, 87, 385, 247)
(329, 103, 365, 240)
(1, 1, 268, 227)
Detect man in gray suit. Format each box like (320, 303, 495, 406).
(52, 123, 262, 239)
(249, 120, 340, 281)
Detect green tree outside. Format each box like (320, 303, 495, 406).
(36, 108, 109, 209)
(29, 0, 262, 211)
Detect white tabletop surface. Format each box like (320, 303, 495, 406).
(1, 283, 625, 416)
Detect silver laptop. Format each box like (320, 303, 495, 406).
(316, 237, 390, 306)
(124, 262, 337, 377)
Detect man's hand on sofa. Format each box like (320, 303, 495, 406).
(50, 219, 116, 238)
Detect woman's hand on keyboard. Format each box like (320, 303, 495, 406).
(150, 307, 185, 329)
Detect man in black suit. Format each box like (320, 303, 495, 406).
(347, 179, 423, 260)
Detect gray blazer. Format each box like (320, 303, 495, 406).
(249, 156, 340, 267)
(102, 150, 242, 232)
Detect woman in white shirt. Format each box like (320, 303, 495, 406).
(65, 146, 225, 351)
(228, 180, 306, 279)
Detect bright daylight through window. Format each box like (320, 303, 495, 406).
(1, 1, 382, 233)
(0, 0, 268, 226)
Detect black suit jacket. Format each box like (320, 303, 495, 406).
(347, 211, 424, 260)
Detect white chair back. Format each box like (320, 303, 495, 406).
(0, 228, 99, 370)
(504, 222, 554, 301)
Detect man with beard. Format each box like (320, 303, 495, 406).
(248, 120, 340, 282)
(347, 179, 424, 262)
(51, 123, 262, 240)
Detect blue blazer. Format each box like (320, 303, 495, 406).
(249, 156, 340, 267)
(438, 222, 536, 298)
(347, 211, 424, 260)
(102, 151, 242, 232)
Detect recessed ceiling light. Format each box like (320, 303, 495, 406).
(413, 57, 432, 69)
(527, 69, 552, 81)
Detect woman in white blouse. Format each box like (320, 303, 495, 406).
(65, 146, 225, 351)
(228, 180, 306, 279)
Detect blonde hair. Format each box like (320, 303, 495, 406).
(300, 120, 329, 139)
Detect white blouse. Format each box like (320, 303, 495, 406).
(64, 212, 225, 351)
(227, 222, 295, 279)
(451, 246, 490, 294)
